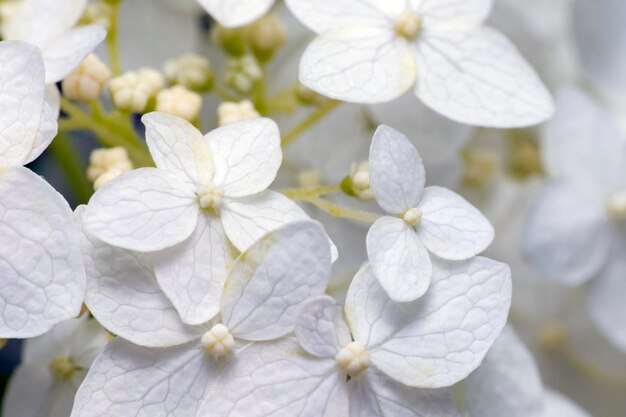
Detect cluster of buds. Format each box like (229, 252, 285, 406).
(87, 147, 133, 190)
(213, 14, 286, 62)
(156, 85, 202, 122)
(62, 54, 111, 102)
(79, 1, 113, 29)
(217, 100, 259, 126)
(163, 54, 214, 92)
(462, 148, 499, 189)
(341, 161, 373, 200)
(224, 55, 262, 94)
(109, 68, 164, 113)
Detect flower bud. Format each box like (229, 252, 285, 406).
(93, 168, 124, 190)
(201, 324, 235, 358)
(163, 54, 214, 92)
(212, 25, 247, 57)
(224, 55, 262, 94)
(156, 85, 202, 122)
(87, 147, 133, 182)
(341, 161, 373, 200)
(110, 72, 153, 113)
(62, 54, 111, 102)
(80, 2, 112, 29)
(217, 100, 259, 126)
(248, 15, 286, 62)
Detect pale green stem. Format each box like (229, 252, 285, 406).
(281, 100, 341, 147)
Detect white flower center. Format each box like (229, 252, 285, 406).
(197, 183, 224, 210)
(395, 9, 422, 39)
(606, 191, 626, 221)
(335, 341, 371, 377)
(403, 207, 422, 226)
(49, 356, 76, 380)
(201, 323, 235, 358)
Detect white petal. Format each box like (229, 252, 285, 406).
(544, 88, 626, 187)
(71, 338, 213, 417)
(411, 0, 493, 30)
(0, 167, 85, 338)
(78, 210, 202, 348)
(414, 27, 554, 127)
(542, 390, 592, 417)
(346, 258, 511, 388)
(299, 26, 416, 103)
(23, 85, 60, 165)
(3, 365, 76, 417)
(83, 168, 199, 252)
(221, 221, 331, 341)
(154, 213, 228, 325)
(587, 243, 626, 351)
(198, 0, 274, 28)
(221, 190, 337, 261)
(417, 186, 494, 260)
(0, 41, 45, 167)
(204, 338, 348, 417)
(295, 295, 349, 358)
(465, 326, 543, 417)
(523, 180, 611, 285)
(3, 0, 88, 45)
(350, 370, 460, 417)
(207, 118, 281, 197)
(369, 124, 426, 214)
(142, 112, 213, 185)
(43, 25, 107, 83)
(285, 0, 390, 33)
(366, 216, 432, 302)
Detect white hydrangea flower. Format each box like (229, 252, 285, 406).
(523, 87, 626, 351)
(2, 0, 106, 84)
(286, 0, 554, 127)
(197, 0, 275, 28)
(2, 316, 109, 417)
(70, 220, 333, 417)
(0, 40, 85, 338)
(83, 115, 335, 326)
(464, 325, 593, 417)
(195, 258, 511, 416)
(366, 125, 494, 301)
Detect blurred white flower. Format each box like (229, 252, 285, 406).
(286, 0, 554, 127)
(366, 125, 494, 301)
(524, 88, 626, 351)
(2, 316, 109, 417)
(197, 0, 275, 28)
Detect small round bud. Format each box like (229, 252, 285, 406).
(137, 67, 166, 93)
(62, 54, 111, 102)
(109, 72, 154, 113)
(403, 207, 422, 226)
(224, 55, 262, 94)
(49, 356, 76, 380)
(197, 183, 224, 210)
(217, 100, 260, 126)
(94, 169, 124, 190)
(606, 191, 626, 221)
(87, 147, 133, 182)
(342, 161, 373, 200)
(164, 54, 214, 92)
(248, 15, 286, 62)
(201, 323, 235, 358)
(395, 9, 422, 39)
(335, 341, 371, 377)
(156, 85, 202, 122)
(212, 25, 247, 57)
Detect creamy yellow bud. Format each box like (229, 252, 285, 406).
(335, 341, 371, 377)
(217, 100, 260, 126)
(87, 147, 133, 182)
(403, 207, 422, 226)
(201, 323, 235, 358)
(225, 55, 262, 94)
(109, 72, 154, 113)
(248, 15, 287, 62)
(62, 54, 111, 102)
(49, 356, 76, 380)
(164, 54, 214, 92)
(94, 169, 124, 190)
(395, 9, 422, 39)
(197, 183, 224, 210)
(156, 85, 202, 122)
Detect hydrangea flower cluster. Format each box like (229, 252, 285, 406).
(0, 0, 621, 416)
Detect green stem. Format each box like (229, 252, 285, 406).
(281, 184, 341, 200)
(106, 0, 122, 77)
(48, 134, 93, 204)
(281, 100, 341, 147)
(59, 97, 153, 167)
(300, 196, 380, 223)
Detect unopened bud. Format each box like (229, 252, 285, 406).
(224, 55, 262, 94)
(62, 54, 111, 101)
(156, 85, 202, 122)
(217, 100, 259, 126)
(87, 147, 133, 182)
(164, 54, 214, 92)
(93, 169, 124, 190)
(109, 71, 158, 113)
(212, 25, 247, 57)
(248, 15, 286, 62)
(341, 161, 373, 200)
(201, 323, 235, 358)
